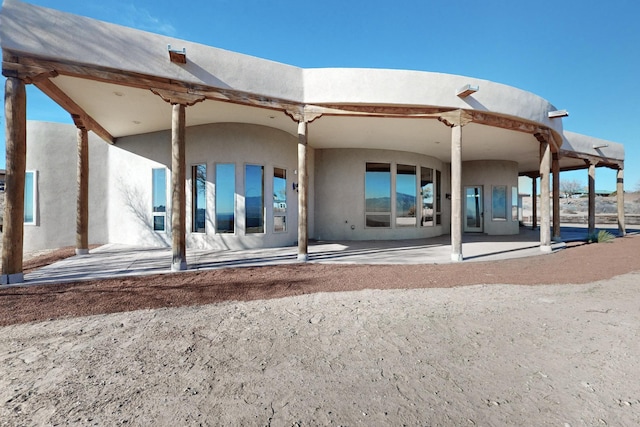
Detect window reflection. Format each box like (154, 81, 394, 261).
(152, 168, 166, 231)
(245, 164, 264, 233)
(396, 164, 416, 227)
(365, 163, 391, 227)
(273, 168, 287, 232)
(192, 164, 206, 233)
(420, 167, 433, 227)
(215, 163, 235, 234)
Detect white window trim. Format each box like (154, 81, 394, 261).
(152, 168, 167, 233)
(273, 166, 287, 233)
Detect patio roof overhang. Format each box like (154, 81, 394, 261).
(0, 0, 623, 176)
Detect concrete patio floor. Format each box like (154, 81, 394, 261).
(20, 224, 635, 286)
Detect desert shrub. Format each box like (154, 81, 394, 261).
(586, 229, 615, 244)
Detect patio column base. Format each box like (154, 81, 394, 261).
(75, 248, 90, 255)
(297, 254, 309, 262)
(1, 272, 24, 285)
(171, 260, 187, 271)
(540, 245, 552, 253)
(552, 236, 563, 243)
(451, 253, 463, 262)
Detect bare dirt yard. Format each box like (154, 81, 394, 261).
(1, 236, 640, 426)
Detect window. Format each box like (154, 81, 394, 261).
(492, 185, 507, 220)
(420, 167, 434, 227)
(396, 164, 417, 227)
(512, 186, 519, 221)
(24, 171, 37, 225)
(435, 170, 442, 225)
(245, 164, 264, 234)
(192, 164, 206, 233)
(152, 168, 167, 231)
(365, 163, 391, 227)
(273, 168, 287, 232)
(215, 163, 235, 234)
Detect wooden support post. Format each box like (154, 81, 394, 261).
(588, 162, 596, 236)
(171, 103, 187, 271)
(552, 154, 561, 241)
(297, 121, 309, 262)
(617, 167, 625, 237)
(76, 125, 89, 255)
(531, 177, 537, 230)
(1, 77, 27, 284)
(450, 125, 463, 261)
(539, 142, 551, 252)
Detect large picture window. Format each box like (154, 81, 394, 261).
(365, 163, 391, 227)
(492, 185, 507, 220)
(273, 168, 287, 232)
(396, 164, 417, 227)
(24, 170, 37, 225)
(420, 167, 434, 227)
(152, 168, 167, 231)
(215, 163, 235, 234)
(192, 164, 206, 233)
(245, 164, 264, 234)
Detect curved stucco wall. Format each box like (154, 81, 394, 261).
(1, 0, 563, 139)
(461, 160, 519, 235)
(0, 0, 304, 102)
(303, 69, 563, 135)
(314, 148, 450, 241)
(109, 123, 309, 250)
(24, 121, 109, 251)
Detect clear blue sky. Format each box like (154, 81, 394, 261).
(1, 0, 638, 191)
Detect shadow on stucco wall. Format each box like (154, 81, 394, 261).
(117, 178, 168, 247)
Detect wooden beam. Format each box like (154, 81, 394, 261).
(33, 79, 115, 144)
(150, 88, 205, 106)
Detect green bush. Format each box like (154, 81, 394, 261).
(586, 229, 615, 244)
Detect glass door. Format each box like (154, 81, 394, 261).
(464, 186, 483, 232)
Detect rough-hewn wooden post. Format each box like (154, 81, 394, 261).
(617, 167, 625, 236)
(539, 142, 551, 252)
(588, 161, 596, 236)
(75, 125, 89, 255)
(552, 153, 561, 240)
(171, 103, 187, 271)
(149, 89, 204, 272)
(1, 77, 27, 284)
(297, 121, 309, 262)
(450, 124, 463, 261)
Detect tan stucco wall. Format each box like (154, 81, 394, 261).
(461, 160, 519, 235)
(314, 148, 450, 241)
(109, 123, 305, 250)
(24, 121, 108, 251)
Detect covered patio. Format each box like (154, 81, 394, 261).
(20, 225, 636, 286)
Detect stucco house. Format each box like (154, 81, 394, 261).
(0, 0, 626, 284)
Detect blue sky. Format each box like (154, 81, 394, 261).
(2, 0, 638, 191)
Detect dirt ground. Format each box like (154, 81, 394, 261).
(1, 236, 640, 425)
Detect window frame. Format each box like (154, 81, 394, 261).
(420, 166, 434, 227)
(365, 162, 392, 228)
(273, 167, 287, 233)
(244, 164, 265, 234)
(24, 170, 37, 225)
(215, 162, 236, 235)
(151, 168, 167, 232)
(191, 163, 207, 233)
(492, 185, 508, 221)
